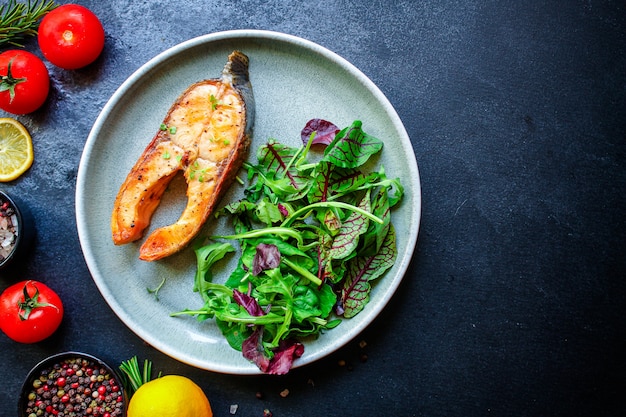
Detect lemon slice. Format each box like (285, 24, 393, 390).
(0, 117, 34, 182)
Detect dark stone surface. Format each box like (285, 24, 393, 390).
(1, 1, 625, 416)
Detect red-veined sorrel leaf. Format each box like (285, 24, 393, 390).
(307, 162, 374, 203)
(301, 118, 339, 146)
(340, 223, 397, 318)
(323, 120, 383, 169)
(257, 140, 310, 193)
(328, 189, 372, 260)
(360, 186, 392, 257)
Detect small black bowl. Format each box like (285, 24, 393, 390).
(0, 190, 33, 270)
(18, 351, 127, 417)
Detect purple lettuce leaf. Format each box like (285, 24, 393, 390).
(301, 118, 339, 146)
(242, 327, 304, 375)
(267, 339, 305, 375)
(233, 288, 266, 317)
(242, 327, 270, 372)
(252, 243, 281, 275)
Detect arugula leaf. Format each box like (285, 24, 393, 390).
(194, 242, 235, 300)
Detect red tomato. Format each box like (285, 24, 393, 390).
(38, 4, 105, 70)
(0, 50, 50, 115)
(0, 280, 64, 343)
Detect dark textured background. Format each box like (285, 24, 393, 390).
(1, 1, 625, 416)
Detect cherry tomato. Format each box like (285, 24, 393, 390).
(38, 4, 105, 70)
(0, 280, 64, 343)
(0, 50, 50, 115)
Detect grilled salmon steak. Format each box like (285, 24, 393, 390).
(111, 51, 254, 261)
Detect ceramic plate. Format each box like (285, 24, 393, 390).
(76, 30, 421, 374)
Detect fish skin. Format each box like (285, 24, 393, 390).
(111, 51, 254, 261)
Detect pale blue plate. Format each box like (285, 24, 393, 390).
(76, 30, 421, 374)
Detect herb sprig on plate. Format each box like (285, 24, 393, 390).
(173, 119, 404, 374)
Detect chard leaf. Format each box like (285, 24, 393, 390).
(326, 169, 380, 200)
(323, 120, 383, 169)
(307, 160, 333, 203)
(340, 224, 397, 318)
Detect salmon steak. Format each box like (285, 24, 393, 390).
(111, 51, 254, 261)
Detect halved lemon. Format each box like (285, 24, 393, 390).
(0, 117, 33, 182)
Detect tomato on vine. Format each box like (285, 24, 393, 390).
(0, 280, 64, 343)
(38, 4, 105, 70)
(0, 50, 50, 115)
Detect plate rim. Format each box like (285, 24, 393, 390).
(76, 29, 421, 374)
